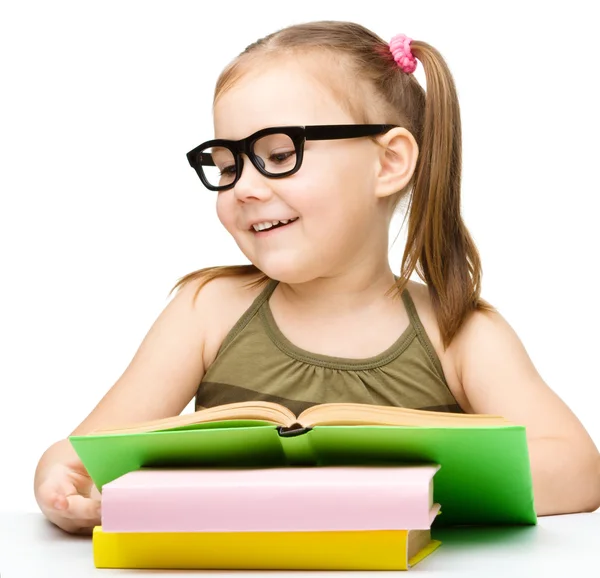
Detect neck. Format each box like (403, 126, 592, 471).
(274, 263, 399, 318)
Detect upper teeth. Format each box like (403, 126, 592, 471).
(253, 218, 297, 231)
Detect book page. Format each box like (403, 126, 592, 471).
(407, 530, 432, 563)
(297, 403, 512, 428)
(93, 401, 297, 435)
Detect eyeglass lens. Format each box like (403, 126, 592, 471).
(200, 133, 297, 189)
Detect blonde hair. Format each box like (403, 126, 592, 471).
(171, 20, 495, 349)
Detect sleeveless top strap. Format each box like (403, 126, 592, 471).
(216, 278, 279, 355)
(216, 276, 446, 383)
(198, 275, 459, 414)
(400, 288, 447, 383)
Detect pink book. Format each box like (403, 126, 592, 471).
(101, 464, 441, 533)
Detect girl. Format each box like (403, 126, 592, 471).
(34, 21, 599, 534)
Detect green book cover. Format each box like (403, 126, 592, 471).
(69, 420, 536, 527)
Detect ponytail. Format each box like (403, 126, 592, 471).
(394, 41, 496, 350)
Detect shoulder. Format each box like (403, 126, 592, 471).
(448, 303, 538, 411)
(448, 302, 517, 392)
(406, 282, 533, 413)
(184, 270, 266, 308)
(403, 279, 473, 411)
(184, 271, 268, 369)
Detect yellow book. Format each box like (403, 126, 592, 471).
(93, 526, 441, 570)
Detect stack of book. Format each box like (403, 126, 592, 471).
(93, 464, 442, 570)
(70, 400, 538, 569)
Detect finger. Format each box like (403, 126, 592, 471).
(54, 517, 96, 536)
(53, 494, 69, 511)
(89, 484, 102, 501)
(37, 479, 77, 511)
(70, 525, 94, 536)
(50, 486, 79, 511)
(62, 494, 102, 522)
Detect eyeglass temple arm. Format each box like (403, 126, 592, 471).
(198, 152, 216, 167)
(304, 124, 396, 141)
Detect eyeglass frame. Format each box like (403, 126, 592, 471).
(186, 124, 399, 191)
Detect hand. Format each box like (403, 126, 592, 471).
(36, 458, 101, 535)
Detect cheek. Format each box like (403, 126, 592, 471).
(305, 145, 375, 193)
(215, 193, 235, 230)
(301, 153, 374, 213)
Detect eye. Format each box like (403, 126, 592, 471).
(218, 165, 237, 176)
(269, 150, 296, 164)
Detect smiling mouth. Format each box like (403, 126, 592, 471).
(251, 217, 299, 233)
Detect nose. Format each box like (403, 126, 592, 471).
(233, 155, 272, 203)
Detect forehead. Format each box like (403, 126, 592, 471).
(212, 56, 356, 141)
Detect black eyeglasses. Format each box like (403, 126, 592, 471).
(186, 124, 398, 191)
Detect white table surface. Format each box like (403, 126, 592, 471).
(1, 510, 599, 576)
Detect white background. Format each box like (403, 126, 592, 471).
(1, 1, 598, 512)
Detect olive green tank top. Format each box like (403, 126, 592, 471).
(195, 279, 462, 415)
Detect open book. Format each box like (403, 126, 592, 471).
(94, 400, 513, 435)
(70, 401, 535, 526)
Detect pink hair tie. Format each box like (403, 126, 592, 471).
(389, 34, 417, 73)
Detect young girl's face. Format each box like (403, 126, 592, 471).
(212, 56, 388, 284)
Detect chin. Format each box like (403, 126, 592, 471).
(251, 259, 317, 285)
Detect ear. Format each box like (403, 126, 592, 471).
(374, 127, 419, 199)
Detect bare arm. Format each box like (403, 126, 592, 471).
(34, 275, 221, 530)
(453, 308, 600, 516)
